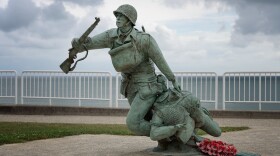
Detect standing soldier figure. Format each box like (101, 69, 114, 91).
(70, 4, 180, 136)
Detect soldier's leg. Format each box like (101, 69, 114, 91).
(200, 112, 221, 137)
(191, 108, 221, 137)
(126, 93, 156, 136)
(181, 93, 221, 137)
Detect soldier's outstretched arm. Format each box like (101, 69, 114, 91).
(70, 30, 112, 56)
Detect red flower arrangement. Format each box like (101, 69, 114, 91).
(197, 139, 237, 156)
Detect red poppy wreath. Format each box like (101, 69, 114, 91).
(197, 139, 237, 156)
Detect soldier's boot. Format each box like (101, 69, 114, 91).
(192, 132, 205, 142)
(152, 139, 170, 152)
(200, 113, 221, 137)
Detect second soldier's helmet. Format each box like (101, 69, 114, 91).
(113, 4, 137, 26)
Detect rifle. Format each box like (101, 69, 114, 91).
(60, 17, 100, 74)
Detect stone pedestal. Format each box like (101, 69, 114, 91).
(148, 140, 205, 156)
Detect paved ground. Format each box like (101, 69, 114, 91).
(0, 115, 279, 156)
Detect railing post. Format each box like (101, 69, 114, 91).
(79, 74, 81, 107)
(109, 73, 112, 107)
(215, 74, 218, 110)
(115, 73, 119, 108)
(49, 73, 52, 106)
(15, 71, 17, 104)
(259, 74, 262, 111)
(180, 73, 184, 91)
(21, 72, 24, 104)
(222, 73, 226, 110)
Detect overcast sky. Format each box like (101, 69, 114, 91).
(0, 0, 279, 75)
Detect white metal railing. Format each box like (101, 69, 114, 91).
(174, 72, 218, 109)
(1, 70, 279, 111)
(0, 70, 17, 104)
(116, 72, 218, 109)
(21, 71, 112, 107)
(223, 72, 280, 110)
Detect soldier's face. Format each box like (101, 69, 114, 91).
(115, 13, 129, 28)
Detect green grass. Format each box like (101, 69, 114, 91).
(0, 122, 249, 145)
(197, 126, 249, 135)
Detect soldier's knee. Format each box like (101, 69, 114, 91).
(126, 116, 139, 132)
(126, 115, 147, 135)
(126, 117, 151, 136)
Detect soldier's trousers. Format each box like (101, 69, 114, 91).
(125, 81, 163, 136)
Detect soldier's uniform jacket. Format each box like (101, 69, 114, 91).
(85, 28, 175, 98)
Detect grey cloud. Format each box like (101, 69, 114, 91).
(162, 0, 188, 8)
(42, 1, 71, 21)
(63, 0, 103, 6)
(0, 0, 39, 32)
(162, 0, 225, 10)
(0, 0, 106, 63)
(0, 0, 104, 33)
(33, 1, 76, 38)
(163, 0, 280, 35)
(227, 0, 280, 35)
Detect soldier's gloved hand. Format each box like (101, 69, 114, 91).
(174, 123, 186, 131)
(71, 37, 91, 52)
(71, 38, 79, 48)
(172, 79, 181, 92)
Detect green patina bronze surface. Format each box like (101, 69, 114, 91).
(63, 4, 227, 155)
(69, 4, 180, 137)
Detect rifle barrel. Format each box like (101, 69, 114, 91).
(78, 17, 100, 44)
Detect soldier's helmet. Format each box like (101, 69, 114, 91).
(113, 4, 137, 26)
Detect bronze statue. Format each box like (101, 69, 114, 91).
(61, 4, 222, 154)
(68, 4, 180, 136)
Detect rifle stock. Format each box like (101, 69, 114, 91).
(60, 58, 73, 74)
(60, 47, 78, 74)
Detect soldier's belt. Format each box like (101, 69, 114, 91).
(123, 72, 157, 83)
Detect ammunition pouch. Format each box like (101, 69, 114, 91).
(108, 41, 144, 73)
